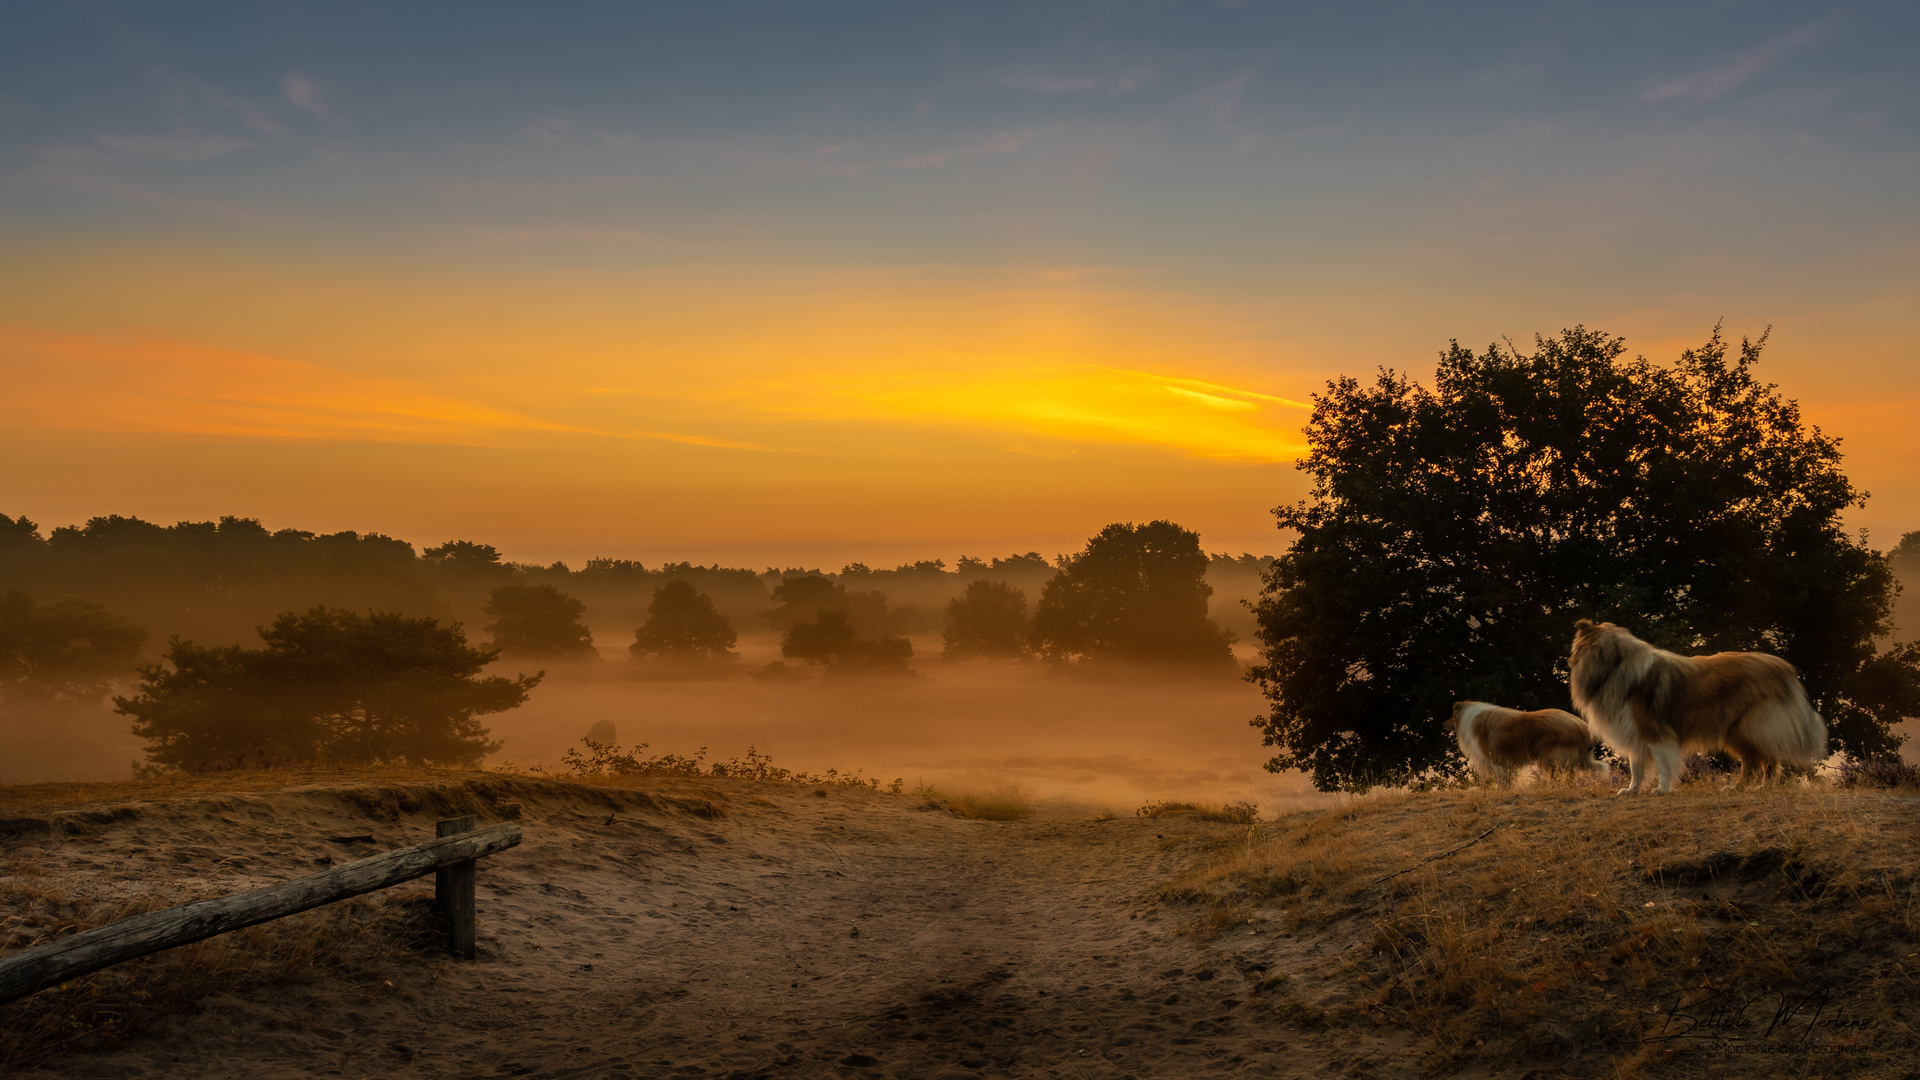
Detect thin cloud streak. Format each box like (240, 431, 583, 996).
(0, 326, 761, 451)
(1641, 22, 1826, 105)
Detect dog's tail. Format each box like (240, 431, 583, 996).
(1745, 679, 1828, 766)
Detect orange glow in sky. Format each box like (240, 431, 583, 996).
(3, 6, 1916, 565)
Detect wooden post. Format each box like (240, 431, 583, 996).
(433, 817, 475, 913)
(0, 822, 520, 1007)
(436, 816, 478, 958)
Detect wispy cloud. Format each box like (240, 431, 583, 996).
(92, 130, 253, 162)
(1642, 22, 1826, 105)
(147, 66, 284, 136)
(25, 168, 311, 230)
(280, 72, 334, 119)
(0, 326, 760, 451)
(807, 131, 1034, 175)
(476, 226, 694, 248)
(999, 66, 1153, 95)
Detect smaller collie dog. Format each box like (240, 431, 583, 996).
(1569, 619, 1827, 795)
(1448, 702, 1607, 786)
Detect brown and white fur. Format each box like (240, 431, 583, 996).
(1448, 702, 1607, 786)
(1569, 619, 1827, 795)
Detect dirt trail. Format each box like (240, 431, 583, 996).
(5, 777, 1411, 1079)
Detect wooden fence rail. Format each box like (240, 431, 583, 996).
(0, 818, 520, 1007)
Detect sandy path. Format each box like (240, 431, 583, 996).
(8, 778, 1411, 1079)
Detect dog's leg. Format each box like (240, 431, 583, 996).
(1650, 741, 1683, 795)
(1618, 753, 1649, 796)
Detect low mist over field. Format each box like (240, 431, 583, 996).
(7, 643, 1308, 811)
(0, 512, 1311, 811)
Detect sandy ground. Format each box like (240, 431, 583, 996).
(3, 775, 1411, 1080)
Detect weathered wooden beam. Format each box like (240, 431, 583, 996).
(0, 821, 520, 1006)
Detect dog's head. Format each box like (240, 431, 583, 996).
(1570, 618, 1617, 659)
(1446, 700, 1471, 733)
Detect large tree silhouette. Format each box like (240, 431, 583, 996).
(1249, 325, 1920, 791)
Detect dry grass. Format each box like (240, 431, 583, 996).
(0, 764, 497, 817)
(916, 779, 1034, 821)
(1156, 779, 1920, 1077)
(1137, 799, 1261, 825)
(0, 874, 436, 1071)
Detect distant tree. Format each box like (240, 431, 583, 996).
(1031, 521, 1235, 666)
(943, 580, 1030, 660)
(0, 589, 148, 706)
(763, 574, 894, 637)
(630, 580, 737, 661)
(782, 609, 913, 674)
(763, 575, 846, 630)
(117, 607, 539, 769)
(1892, 531, 1920, 576)
(1250, 325, 1920, 791)
(483, 583, 598, 660)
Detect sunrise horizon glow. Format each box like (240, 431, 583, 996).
(5, 3, 1916, 566)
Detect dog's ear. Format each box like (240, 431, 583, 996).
(1574, 618, 1595, 634)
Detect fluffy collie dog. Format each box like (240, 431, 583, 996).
(1569, 619, 1827, 795)
(1448, 702, 1607, 786)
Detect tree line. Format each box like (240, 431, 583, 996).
(2, 516, 1251, 771)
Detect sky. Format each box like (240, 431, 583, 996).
(2, 1, 1916, 567)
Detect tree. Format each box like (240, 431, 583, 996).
(1031, 521, 1235, 666)
(483, 583, 597, 660)
(116, 607, 539, 769)
(763, 573, 894, 637)
(0, 589, 148, 706)
(782, 609, 913, 674)
(763, 574, 844, 630)
(1249, 325, 1920, 791)
(943, 580, 1030, 660)
(1890, 531, 1920, 645)
(630, 580, 737, 661)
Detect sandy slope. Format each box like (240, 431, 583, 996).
(2, 776, 1408, 1080)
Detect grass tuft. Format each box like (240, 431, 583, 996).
(914, 780, 1034, 821)
(1137, 800, 1260, 824)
